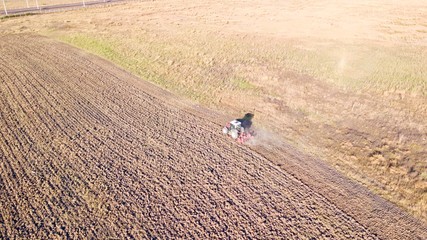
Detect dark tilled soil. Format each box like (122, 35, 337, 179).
(0, 34, 425, 239)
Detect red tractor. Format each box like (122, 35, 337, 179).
(222, 113, 255, 144)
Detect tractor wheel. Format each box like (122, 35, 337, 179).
(230, 129, 239, 139)
(222, 127, 229, 134)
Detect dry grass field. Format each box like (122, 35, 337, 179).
(0, 0, 426, 237)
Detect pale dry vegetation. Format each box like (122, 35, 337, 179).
(1, 0, 426, 223)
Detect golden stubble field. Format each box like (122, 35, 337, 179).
(1, 0, 426, 222)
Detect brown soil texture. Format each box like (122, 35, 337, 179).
(0, 34, 426, 239)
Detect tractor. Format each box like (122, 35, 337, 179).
(222, 113, 255, 143)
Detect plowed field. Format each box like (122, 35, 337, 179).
(0, 34, 426, 239)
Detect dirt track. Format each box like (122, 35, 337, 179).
(0, 34, 426, 239)
(0, 0, 122, 16)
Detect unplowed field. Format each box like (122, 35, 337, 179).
(0, 34, 426, 239)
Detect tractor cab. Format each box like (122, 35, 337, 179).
(229, 120, 241, 130)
